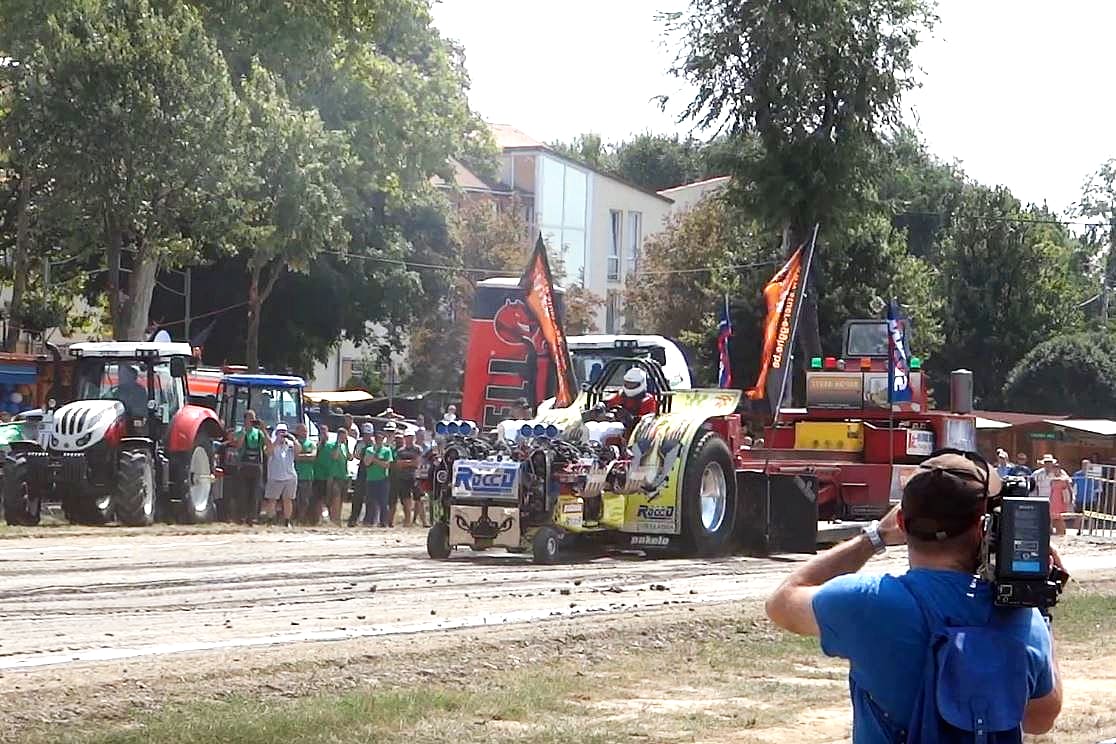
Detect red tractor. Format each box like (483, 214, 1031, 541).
(3, 342, 225, 526)
(736, 320, 978, 550)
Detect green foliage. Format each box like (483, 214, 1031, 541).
(666, 0, 937, 232)
(933, 186, 1087, 405)
(401, 198, 529, 392)
(549, 132, 725, 192)
(13, 0, 247, 339)
(1001, 333, 1116, 416)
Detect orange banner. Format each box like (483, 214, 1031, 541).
(746, 246, 805, 402)
(521, 235, 577, 408)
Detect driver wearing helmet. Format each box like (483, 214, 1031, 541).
(604, 367, 658, 418)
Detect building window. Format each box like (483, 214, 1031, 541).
(538, 155, 589, 286)
(626, 211, 642, 276)
(605, 291, 621, 333)
(608, 210, 622, 282)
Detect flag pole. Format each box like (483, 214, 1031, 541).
(768, 223, 820, 437)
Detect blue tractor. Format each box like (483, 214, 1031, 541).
(212, 374, 311, 519)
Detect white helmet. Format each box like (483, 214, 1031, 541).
(622, 367, 647, 398)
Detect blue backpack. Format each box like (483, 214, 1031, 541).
(900, 579, 1031, 744)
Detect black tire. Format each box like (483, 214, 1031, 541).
(427, 522, 451, 559)
(62, 487, 114, 526)
(531, 526, 561, 565)
(176, 434, 216, 524)
(115, 449, 156, 527)
(680, 431, 737, 557)
(3, 455, 41, 526)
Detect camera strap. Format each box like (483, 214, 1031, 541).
(900, 578, 1028, 744)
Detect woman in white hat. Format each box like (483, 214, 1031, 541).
(1033, 454, 1074, 535)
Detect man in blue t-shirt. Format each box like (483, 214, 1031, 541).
(766, 451, 1063, 742)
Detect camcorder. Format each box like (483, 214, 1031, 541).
(979, 475, 1069, 610)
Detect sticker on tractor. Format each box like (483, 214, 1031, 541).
(630, 535, 670, 547)
(452, 460, 520, 501)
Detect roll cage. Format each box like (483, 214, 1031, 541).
(581, 357, 674, 414)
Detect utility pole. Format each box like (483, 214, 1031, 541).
(1104, 218, 1116, 327)
(184, 267, 192, 341)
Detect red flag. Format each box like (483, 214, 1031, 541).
(521, 235, 577, 408)
(746, 246, 806, 403)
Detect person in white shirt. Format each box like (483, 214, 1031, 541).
(263, 422, 298, 526)
(1032, 454, 1074, 535)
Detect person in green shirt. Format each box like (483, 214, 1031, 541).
(293, 422, 317, 525)
(230, 409, 265, 526)
(362, 426, 396, 527)
(312, 422, 332, 525)
(326, 427, 352, 523)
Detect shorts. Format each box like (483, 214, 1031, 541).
(264, 478, 297, 501)
(391, 478, 419, 503)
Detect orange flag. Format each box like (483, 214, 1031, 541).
(746, 246, 806, 403)
(521, 235, 577, 408)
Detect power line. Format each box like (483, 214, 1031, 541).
(894, 210, 1110, 229)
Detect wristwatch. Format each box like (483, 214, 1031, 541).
(861, 520, 886, 555)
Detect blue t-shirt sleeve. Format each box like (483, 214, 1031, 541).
(812, 573, 887, 660)
(1025, 610, 1055, 699)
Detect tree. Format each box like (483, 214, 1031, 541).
(611, 133, 709, 191)
(402, 198, 529, 392)
(185, 0, 492, 365)
(232, 63, 350, 371)
(933, 186, 1087, 405)
(1001, 333, 1116, 417)
(19, 0, 246, 340)
(666, 0, 937, 362)
(549, 133, 607, 169)
(1077, 159, 1116, 321)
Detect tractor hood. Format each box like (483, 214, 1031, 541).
(50, 400, 125, 452)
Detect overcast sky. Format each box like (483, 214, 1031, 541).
(431, 0, 1115, 215)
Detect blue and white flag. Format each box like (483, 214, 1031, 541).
(887, 300, 912, 407)
(717, 295, 733, 388)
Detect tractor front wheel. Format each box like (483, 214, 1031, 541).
(115, 449, 156, 527)
(426, 522, 451, 559)
(176, 434, 216, 524)
(531, 526, 561, 565)
(3, 455, 41, 526)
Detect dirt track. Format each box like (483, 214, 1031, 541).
(1, 525, 1114, 737)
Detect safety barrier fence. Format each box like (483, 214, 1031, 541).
(1080, 465, 1116, 540)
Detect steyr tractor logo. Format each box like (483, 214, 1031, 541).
(492, 299, 543, 349)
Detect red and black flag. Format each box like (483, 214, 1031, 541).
(520, 234, 577, 408)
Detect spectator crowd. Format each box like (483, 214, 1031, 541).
(992, 448, 1102, 535)
(227, 409, 436, 529)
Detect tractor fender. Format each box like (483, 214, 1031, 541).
(167, 405, 223, 454)
(7, 441, 45, 456)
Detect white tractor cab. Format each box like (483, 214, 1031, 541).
(2, 342, 225, 526)
(566, 335, 691, 392)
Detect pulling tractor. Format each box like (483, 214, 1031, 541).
(424, 357, 749, 563)
(3, 342, 224, 526)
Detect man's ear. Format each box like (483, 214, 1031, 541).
(896, 508, 907, 534)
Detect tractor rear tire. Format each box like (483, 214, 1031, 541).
(3, 455, 41, 526)
(681, 432, 737, 557)
(426, 522, 451, 559)
(115, 449, 155, 527)
(176, 434, 216, 524)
